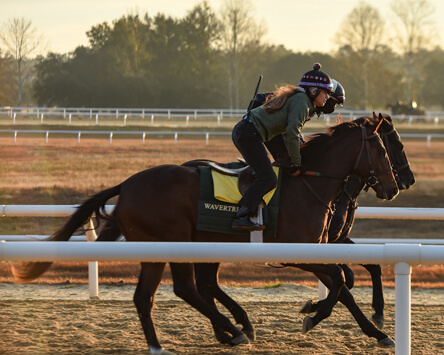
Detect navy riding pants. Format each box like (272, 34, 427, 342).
(232, 118, 277, 215)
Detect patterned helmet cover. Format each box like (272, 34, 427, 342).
(299, 63, 334, 93)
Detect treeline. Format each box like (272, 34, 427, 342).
(2, 1, 444, 110)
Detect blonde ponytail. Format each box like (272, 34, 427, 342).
(263, 85, 297, 114)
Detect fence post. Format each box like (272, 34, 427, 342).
(84, 218, 99, 299)
(395, 261, 412, 355)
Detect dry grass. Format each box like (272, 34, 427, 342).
(0, 136, 444, 287)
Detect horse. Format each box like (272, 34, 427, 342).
(292, 113, 415, 329)
(11, 116, 399, 354)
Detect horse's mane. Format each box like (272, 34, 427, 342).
(301, 117, 374, 160)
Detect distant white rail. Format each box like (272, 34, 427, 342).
(1, 129, 443, 147)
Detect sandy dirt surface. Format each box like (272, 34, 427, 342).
(0, 283, 443, 355)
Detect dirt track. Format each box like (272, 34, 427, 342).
(1, 283, 443, 354)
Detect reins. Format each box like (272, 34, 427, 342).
(297, 124, 392, 218)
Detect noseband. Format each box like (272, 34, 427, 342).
(352, 127, 393, 189)
(381, 128, 410, 180)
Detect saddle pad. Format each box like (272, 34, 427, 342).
(211, 166, 279, 204)
(197, 163, 282, 237)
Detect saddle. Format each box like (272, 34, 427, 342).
(206, 160, 254, 196)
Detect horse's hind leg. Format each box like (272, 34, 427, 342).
(170, 263, 249, 346)
(195, 263, 255, 342)
(133, 262, 168, 354)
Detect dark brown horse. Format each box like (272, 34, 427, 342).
(12, 117, 398, 354)
(187, 113, 411, 343)
(300, 113, 415, 329)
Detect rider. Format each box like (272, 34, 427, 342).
(231, 63, 337, 231)
(264, 78, 346, 167)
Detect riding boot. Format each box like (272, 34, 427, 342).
(232, 206, 264, 231)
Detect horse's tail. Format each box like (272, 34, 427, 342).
(11, 184, 122, 283)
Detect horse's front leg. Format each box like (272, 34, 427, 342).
(340, 238, 385, 328)
(361, 263, 385, 328)
(295, 263, 345, 333)
(313, 271, 394, 346)
(299, 263, 355, 315)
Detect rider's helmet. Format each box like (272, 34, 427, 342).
(299, 63, 334, 101)
(321, 79, 346, 114)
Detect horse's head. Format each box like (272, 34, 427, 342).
(372, 112, 415, 190)
(351, 116, 399, 201)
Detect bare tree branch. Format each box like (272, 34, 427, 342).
(0, 18, 45, 106)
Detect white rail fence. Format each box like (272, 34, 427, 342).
(0, 241, 443, 355)
(2, 205, 444, 355)
(2, 106, 444, 127)
(1, 130, 444, 147)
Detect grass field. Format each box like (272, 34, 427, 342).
(0, 126, 443, 287)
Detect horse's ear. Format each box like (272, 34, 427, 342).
(373, 111, 378, 119)
(374, 115, 384, 133)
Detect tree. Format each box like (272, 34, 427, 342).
(333, 1, 386, 109)
(0, 50, 15, 106)
(390, 0, 437, 104)
(0, 18, 45, 106)
(219, 0, 266, 109)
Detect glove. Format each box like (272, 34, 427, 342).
(287, 165, 305, 177)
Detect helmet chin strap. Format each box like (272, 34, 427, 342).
(308, 88, 322, 102)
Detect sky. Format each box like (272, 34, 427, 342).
(1, 0, 444, 55)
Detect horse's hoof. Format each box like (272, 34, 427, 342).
(149, 346, 177, 355)
(372, 313, 384, 329)
(242, 328, 256, 341)
(302, 316, 315, 334)
(230, 333, 250, 346)
(378, 336, 395, 347)
(300, 300, 314, 314)
(216, 333, 232, 345)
